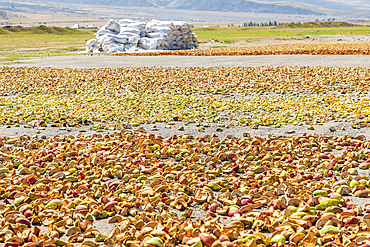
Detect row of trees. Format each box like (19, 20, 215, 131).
(225, 21, 284, 27)
(243, 21, 284, 26)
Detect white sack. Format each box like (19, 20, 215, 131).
(86, 39, 101, 52)
(111, 34, 129, 44)
(128, 35, 140, 44)
(105, 19, 120, 33)
(108, 44, 124, 53)
(119, 27, 141, 35)
(86, 18, 198, 53)
(127, 22, 146, 32)
(146, 32, 166, 39)
(98, 35, 115, 45)
(95, 26, 116, 38)
(119, 19, 136, 26)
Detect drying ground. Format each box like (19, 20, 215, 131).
(0, 65, 370, 247)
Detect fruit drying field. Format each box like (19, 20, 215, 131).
(1, 62, 370, 247)
(112, 41, 370, 56)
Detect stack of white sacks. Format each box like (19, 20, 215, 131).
(86, 19, 199, 53)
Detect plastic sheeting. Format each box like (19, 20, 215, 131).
(86, 19, 198, 53)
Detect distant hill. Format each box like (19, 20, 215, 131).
(46, 0, 155, 7)
(275, 0, 370, 12)
(170, 0, 322, 15)
(0, 10, 22, 20)
(86, 0, 154, 7)
(0, 10, 28, 24)
(13, 0, 370, 15)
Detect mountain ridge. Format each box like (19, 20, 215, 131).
(14, 0, 370, 16)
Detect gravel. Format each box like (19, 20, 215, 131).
(0, 120, 369, 141)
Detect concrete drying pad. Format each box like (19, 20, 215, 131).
(3, 54, 370, 69)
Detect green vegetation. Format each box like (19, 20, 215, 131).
(0, 25, 95, 64)
(283, 21, 357, 28)
(1, 25, 85, 34)
(243, 21, 282, 27)
(210, 46, 228, 48)
(0, 52, 84, 64)
(193, 22, 370, 43)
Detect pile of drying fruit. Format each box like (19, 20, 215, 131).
(1, 65, 370, 247)
(0, 67, 370, 130)
(1, 130, 370, 247)
(112, 41, 370, 56)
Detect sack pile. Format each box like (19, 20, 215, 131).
(86, 19, 199, 53)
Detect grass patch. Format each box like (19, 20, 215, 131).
(0, 61, 28, 65)
(0, 51, 84, 64)
(0, 25, 94, 62)
(193, 22, 370, 43)
(0, 29, 8, 35)
(222, 39, 234, 44)
(283, 21, 357, 28)
(1, 25, 87, 35)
